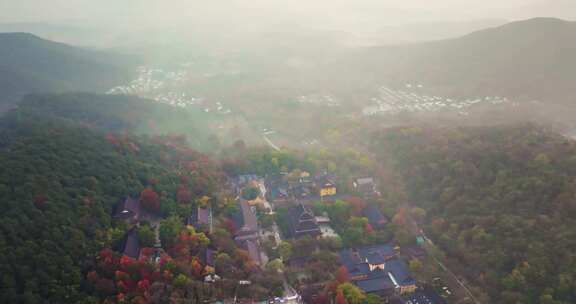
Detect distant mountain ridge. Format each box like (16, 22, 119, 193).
(0, 32, 135, 109)
(351, 17, 576, 103)
(375, 19, 508, 45)
(0, 22, 104, 46)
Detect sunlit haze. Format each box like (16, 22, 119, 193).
(1, 0, 574, 32)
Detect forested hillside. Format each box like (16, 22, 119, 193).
(0, 33, 134, 108)
(372, 124, 576, 303)
(347, 18, 576, 102)
(0, 110, 224, 302)
(11, 93, 220, 151)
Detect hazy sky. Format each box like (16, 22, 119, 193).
(0, 0, 574, 32)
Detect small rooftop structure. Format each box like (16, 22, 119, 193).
(234, 174, 263, 186)
(292, 184, 313, 199)
(233, 175, 264, 193)
(339, 244, 416, 296)
(315, 215, 331, 224)
(403, 287, 447, 304)
(233, 200, 259, 241)
(266, 178, 290, 203)
(363, 204, 389, 229)
(319, 223, 339, 238)
(288, 203, 321, 238)
(187, 206, 213, 233)
(119, 229, 141, 259)
(315, 174, 337, 197)
(232, 200, 264, 268)
(354, 177, 377, 197)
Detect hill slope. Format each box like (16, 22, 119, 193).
(352, 18, 576, 102)
(0, 33, 134, 108)
(372, 124, 576, 303)
(0, 100, 225, 302)
(6, 93, 221, 151)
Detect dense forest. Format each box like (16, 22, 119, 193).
(0, 102, 228, 302)
(372, 124, 576, 303)
(6, 93, 576, 303)
(11, 93, 221, 151)
(1, 95, 376, 303)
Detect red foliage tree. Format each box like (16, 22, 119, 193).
(335, 289, 348, 304)
(106, 133, 120, 146)
(87, 271, 99, 284)
(115, 270, 130, 282)
(336, 266, 349, 284)
(140, 188, 160, 213)
(365, 223, 374, 234)
(98, 249, 117, 271)
(137, 279, 151, 291)
(139, 268, 152, 281)
(191, 259, 204, 278)
(345, 196, 366, 216)
(177, 186, 192, 204)
(314, 293, 330, 304)
(120, 256, 135, 269)
(163, 270, 173, 282)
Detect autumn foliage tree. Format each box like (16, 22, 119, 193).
(345, 196, 366, 216)
(140, 188, 160, 213)
(336, 266, 349, 284)
(177, 185, 192, 204)
(335, 289, 347, 304)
